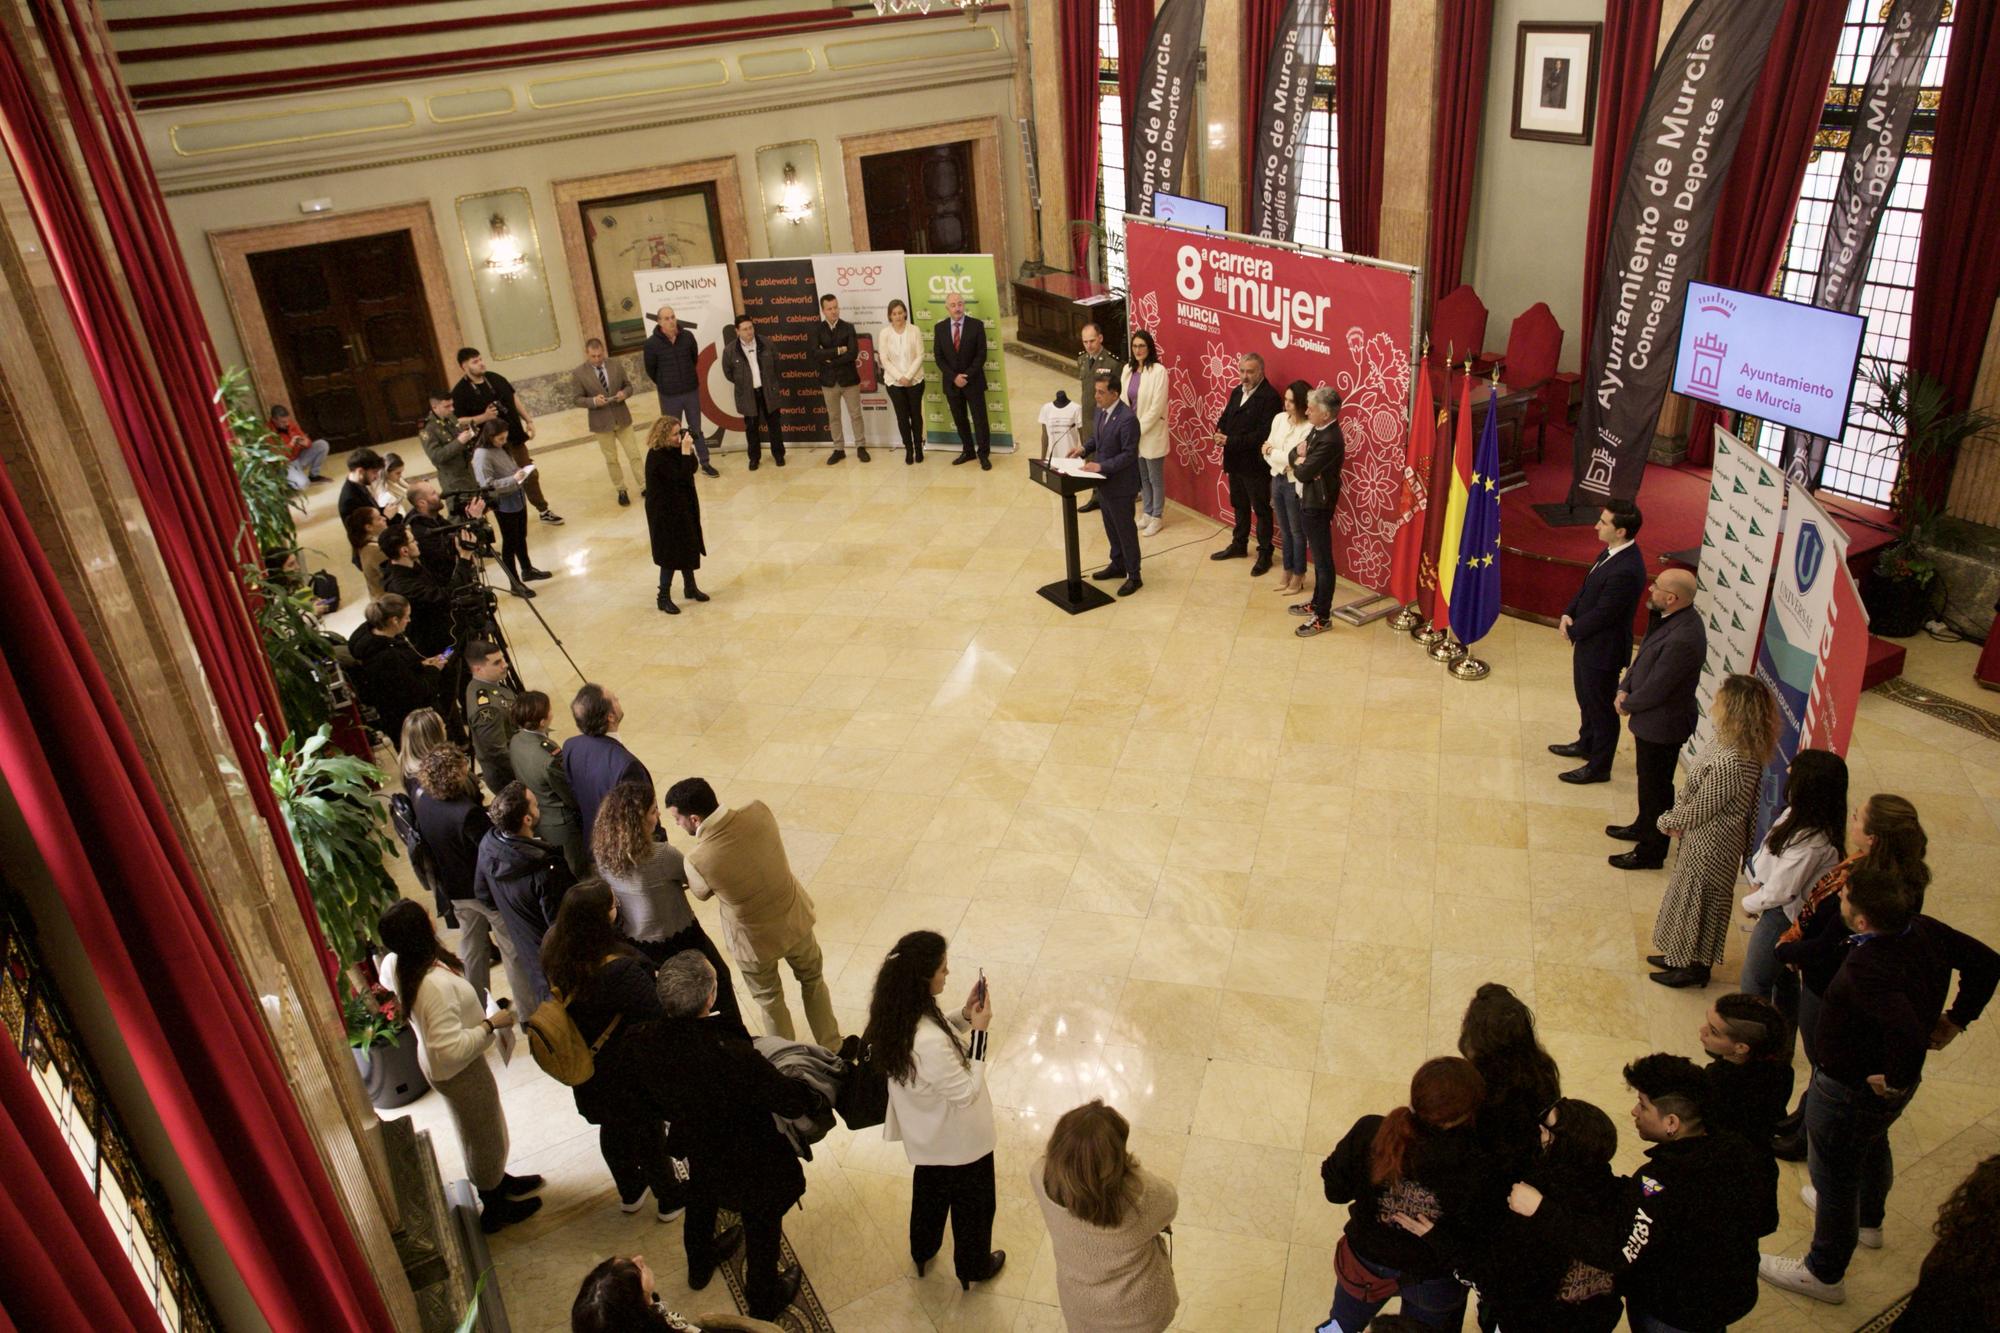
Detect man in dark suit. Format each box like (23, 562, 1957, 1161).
(1075, 373, 1141, 596)
(809, 294, 867, 465)
(1608, 567, 1706, 870)
(1210, 352, 1284, 573)
(934, 291, 991, 469)
(635, 951, 822, 1320)
(561, 683, 651, 849)
(1552, 502, 1648, 784)
(721, 313, 786, 470)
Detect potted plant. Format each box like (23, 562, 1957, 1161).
(1855, 365, 2000, 637)
(344, 977, 429, 1109)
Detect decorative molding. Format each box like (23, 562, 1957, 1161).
(823, 22, 1001, 71)
(526, 57, 728, 110)
(169, 97, 413, 156)
(740, 47, 816, 82)
(425, 86, 515, 124)
(208, 201, 462, 418)
(839, 116, 1012, 312)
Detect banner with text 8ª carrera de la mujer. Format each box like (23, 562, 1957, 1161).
(903, 254, 1015, 452)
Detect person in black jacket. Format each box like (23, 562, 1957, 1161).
(452, 347, 561, 521)
(934, 291, 989, 469)
(642, 417, 707, 615)
(379, 526, 455, 657)
(810, 294, 868, 465)
(1697, 992, 1794, 1160)
(1608, 568, 1705, 866)
(1290, 386, 1347, 637)
(634, 949, 823, 1321)
(1319, 1056, 1492, 1330)
(642, 307, 717, 476)
(1457, 982, 1562, 1179)
(1895, 1154, 2000, 1331)
(410, 746, 517, 1004)
(1602, 1054, 1765, 1333)
(349, 594, 446, 750)
(473, 782, 575, 1008)
(1079, 374, 1142, 597)
(1208, 352, 1283, 573)
(720, 313, 785, 469)
(540, 880, 683, 1220)
(1551, 502, 1647, 783)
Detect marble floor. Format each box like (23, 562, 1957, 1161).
(304, 333, 2000, 1332)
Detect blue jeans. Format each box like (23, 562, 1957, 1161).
(1739, 908, 1793, 1000)
(658, 389, 710, 462)
(1318, 1250, 1467, 1331)
(1805, 1067, 1908, 1282)
(1272, 476, 1307, 574)
(1138, 456, 1165, 518)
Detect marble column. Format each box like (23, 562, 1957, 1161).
(1203, 0, 1246, 228)
(1379, 0, 1441, 275)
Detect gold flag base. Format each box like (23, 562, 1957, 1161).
(1388, 604, 1422, 632)
(1428, 634, 1466, 664)
(1449, 655, 1491, 681)
(1414, 623, 1447, 647)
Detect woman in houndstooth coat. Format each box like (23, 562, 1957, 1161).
(1649, 674, 1781, 989)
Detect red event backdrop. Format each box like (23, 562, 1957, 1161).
(1123, 219, 1417, 591)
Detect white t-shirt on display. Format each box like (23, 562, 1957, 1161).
(1039, 399, 1083, 460)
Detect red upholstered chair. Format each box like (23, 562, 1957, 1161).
(1478, 302, 1566, 461)
(1428, 285, 1489, 374)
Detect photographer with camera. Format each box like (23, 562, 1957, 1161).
(453, 348, 563, 525)
(379, 525, 457, 657)
(421, 392, 480, 506)
(405, 480, 488, 580)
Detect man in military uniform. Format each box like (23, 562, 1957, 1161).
(419, 390, 480, 509)
(1076, 322, 1122, 515)
(463, 639, 519, 792)
(506, 690, 588, 875)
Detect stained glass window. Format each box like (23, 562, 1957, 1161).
(1097, 0, 1128, 290)
(1291, 15, 1345, 252)
(1751, 0, 1953, 504)
(1, 898, 216, 1332)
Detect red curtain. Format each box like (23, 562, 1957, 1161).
(1908, 1, 2000, 507)
(1684, 0, 1846, 465)
(1117, 0, 1155, 126)
(1062, 0, 1102, 272)
(1580, 0, 1663, 353)
(1425, 0, 1493, 310)
(1334, 0, 1389, 256)
(2, 1, 333, 987)
(1241, 0, 1288, 216)
(0, 456, 395, 1328)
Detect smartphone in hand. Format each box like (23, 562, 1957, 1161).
(974, 968, 989, 1006)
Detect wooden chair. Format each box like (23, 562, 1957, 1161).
(1428, 285, 1490, 374)
(1476, 302, 1567, 461)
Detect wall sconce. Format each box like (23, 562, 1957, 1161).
(776, 163, 815, 227)
(482, 214, 528, 280)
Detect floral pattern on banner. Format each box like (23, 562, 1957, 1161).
(1331, 329, 1413, 593)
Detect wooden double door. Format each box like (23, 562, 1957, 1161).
(248, 231, 442, 452)
(860, 141, 979, 254)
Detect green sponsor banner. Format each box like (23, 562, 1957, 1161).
(902, 253, 1016, 451)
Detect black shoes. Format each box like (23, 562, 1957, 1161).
(687, 1224, 745, 1291)
(1646, 954, 1669, 969)
(539, 509, 565, 524)
(774, 454, 787, 467)
(1211, 545, 1248, 561)
(658, 596, 680, 615)
(683, 580, 710, 603)
(1078, 499, 1102, 513)
(953, 451, 976, 465)
(1092, 566, 1128, 582)
(1773, 1129, 1808, 1161)
(827, 449, 845, 466)
(499, 1173, 544, 1197)
(749, 458, 760, 471)
(1548, 741, 1587, 758)
(1558, 766, 1608, 784)
(1606, 823, 1644, 841)
(960, 1250, 1007, 1291)
(617, 489, 630, 507)
(1609, 850, 1664, 870)
(905, 452, 917, 465)
(752, 1264, 802, 1320)
(1649, 965, 1711, 989)
(701, 462, 720, 478)
(1251, 554, 1273, 576)
(980, 457, 991, 470)
(1117, 578, 1142, 597)
(522, 566, 553, 581)
(478, 1187, 542, 1233)
(507, 580, 536, 599)
(857, 447, 871, 463)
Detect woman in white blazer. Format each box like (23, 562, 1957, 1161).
(1124, 329, 1171, 533)
(866, 929, 1005, 1290)
(877, 298, 928, 464)
(378, 900, 544, 1233)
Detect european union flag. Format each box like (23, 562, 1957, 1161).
(1448, 383, 1504, 646)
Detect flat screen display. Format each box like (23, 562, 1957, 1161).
(1153, 192, 1228, 231)
(1671, 281, 1866, 442)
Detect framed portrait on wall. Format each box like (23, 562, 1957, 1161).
(1511, 22, 1601, 145)
(579, 183, 725, 352)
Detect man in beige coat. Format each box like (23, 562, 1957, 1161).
(571, 337, 642, 505)
(663, 776, 840, 1048)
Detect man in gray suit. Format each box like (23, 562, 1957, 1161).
(572, 337, 641, 505)
(721, 314, 786, 470)
(1608, 567, 1706, 870)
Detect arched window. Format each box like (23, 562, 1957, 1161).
(1291, 15, 1344, 251)
(1097, 0, 1128, 289)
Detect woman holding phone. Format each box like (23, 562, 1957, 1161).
(866, 930, 1004, 1290)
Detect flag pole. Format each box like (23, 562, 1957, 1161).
(1412, 338, 1455, 648)
(1450, 650, 1491, 680)
(1389, 335, 1430, 633)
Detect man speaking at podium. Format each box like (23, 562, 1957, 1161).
(1073, 373, 1141, 598)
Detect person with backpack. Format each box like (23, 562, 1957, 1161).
(538, 880, 682, 1222)
(378, 900, 542, 1233)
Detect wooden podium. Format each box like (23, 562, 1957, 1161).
(1029, 459, 1111, 615)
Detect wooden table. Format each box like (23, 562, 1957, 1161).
(1441, 376, 1539, 491)
(1013, 274, 1124, 358)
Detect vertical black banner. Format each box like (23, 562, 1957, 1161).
(1567, 0, 1784, 511)
(1248, 0, 1330, 240)
(1781, 0, 1947, 488)
(736, 258, 830, 442)
(1125, 0, 1208, 218)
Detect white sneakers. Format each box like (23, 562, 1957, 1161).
(1141, 515, 1162, 536)
(1800, 1184, 1883, 1248)
(618, 1187, 686, 1223)
(1757, 1254, 1846, 1304)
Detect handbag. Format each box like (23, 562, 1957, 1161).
(834, 1033, 890, 1130)
(1333, 1236, 1401, 1304)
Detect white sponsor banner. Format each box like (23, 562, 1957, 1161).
(1685, 425, 1784, 761)
(811, 252, 909, 448)
(635, 264, 736, 438)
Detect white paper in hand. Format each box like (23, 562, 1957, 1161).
(486, 996, 517, 1065)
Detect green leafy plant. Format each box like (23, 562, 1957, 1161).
(263, 722, 402, 972)
(248, 564, 339, 740)
(1859, 363, 2000, 581)
(341, 976, 405, 1050)
(454, 1270, 490, 1333)
(1069, 219, 1112, 286)
(218, 367, 304, 556)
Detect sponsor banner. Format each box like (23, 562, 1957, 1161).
(1781, 0, 1947, 487)
(734, 258, 830, 442)
(1247, 0, 1330, 240)
(1124, 218, 1417, 591)
(811, 252, 910, 448)
(1751, 486, 1851, 848)
(1685, 425, 1783, 763)
(1801, 563, 1869, 758)
(1568, 0, 1785, 507)
(902, 254, 1016, 451)
(636, 264, 736, 439)
(1125, 0, 1208, 218)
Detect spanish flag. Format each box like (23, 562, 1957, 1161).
(1433, 367, 1476, 626)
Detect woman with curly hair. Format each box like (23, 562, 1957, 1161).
(1897, 1155, 2000, 1329)
(1649, 672, 1781, 988)
(1033, 1099, 1178, 1332)
(1458, 982, 1562, 1175)
(590, 779, 743, 1036)
(866, 930, 1004, 1290)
